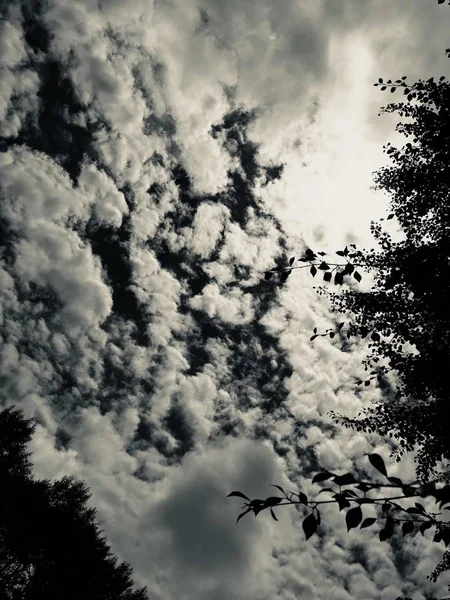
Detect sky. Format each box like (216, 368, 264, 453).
(1, 1, 450, 598)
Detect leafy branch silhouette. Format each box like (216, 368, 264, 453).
(229, 454, 450, 600)
(264, 245, 365, 284)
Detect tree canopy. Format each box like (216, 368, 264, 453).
(0, 405, 148, 600)
(232, 23, 450, 599)
(326, 73, 450, 483)
(265, 72, 450, 484)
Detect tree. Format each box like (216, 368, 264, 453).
(0, 405, 148, 600)
(265, 71, 450, 484)
(328, 73, 450, 484)
(232, 17, 450, 597)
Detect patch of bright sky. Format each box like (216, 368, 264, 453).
(257, 30, 406, 255)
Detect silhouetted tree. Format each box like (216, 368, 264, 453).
(265, 71, 450, 484)
(0, 406, 148, 600)
(249, 26, 450, 595)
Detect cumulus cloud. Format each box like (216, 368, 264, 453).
(1, 0, 449, 598)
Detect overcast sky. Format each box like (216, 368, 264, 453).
(1, 1, 450, 598)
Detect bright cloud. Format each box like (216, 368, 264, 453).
(1, 0, 450, 598)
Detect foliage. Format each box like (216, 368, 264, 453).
(229, 454, 450, 599)
(0, 406, 148, 600)
(252, 41, 450, 595)
(265, 71, 450, 484)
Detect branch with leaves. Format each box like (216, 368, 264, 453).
(264, 245, 366, 284)
(229, 454, 450, 599)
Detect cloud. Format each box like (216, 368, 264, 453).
(136, 437, 288, 600)
(1, 1, 450, 599)
(0, 17, 40, 138)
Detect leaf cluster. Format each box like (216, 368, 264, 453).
(229, 454, 450, 595)
(264, 246, 363, 284)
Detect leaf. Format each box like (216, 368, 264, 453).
(310, 334, 318, 341)
(343, 263, 354, 275)
(441, 527, 450, 547)
(281, 270, 291, 282)
(270, 485, 286, 496)
(236, 508, 252, 524)
(378, 78, 383, 83)
(334, 494, 351, 511)
(228, 491, 251, 501)
(368, 453, 388, 477)
(323, 272, 332, 282)
(252, 504, 266, 516)
(312, 471, 333, 484)
(379, 517, 394, 541)
(387, 214, 394, 220)
(289, 257, 295, 265)
(438, 0, 445, 4)
(329, 332, 335, 338)
(371, 332, 380, 342)
(402, 521, 414, 536)
(414, 502, 426, 513)
(346, 506, 363, 531)
(310, 265, 317, 277)
(334, 271, 344, 285)
(380, 86, 387, 91)
(361, 517, 377, 529)
(333, 473, 357, 486)
(298, 492, 308, 505)
(336, 250, 345, 257)
(420, 521, 433, 535)
(265, 496, 283, 506)
(406, 507, 421, 515)
(355, 482, 371, 493)
(302, 513, 318, 540)
(354, 271, 362, 282)
(391, 87, 396, 93)
(402, 485, 416, 497)
(313, 327, 317, 334)
(270, 508, 279, 521)
(318, 261, 330, 270)
(264, 272, 273, 280)
(338, 322, 345, 330)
